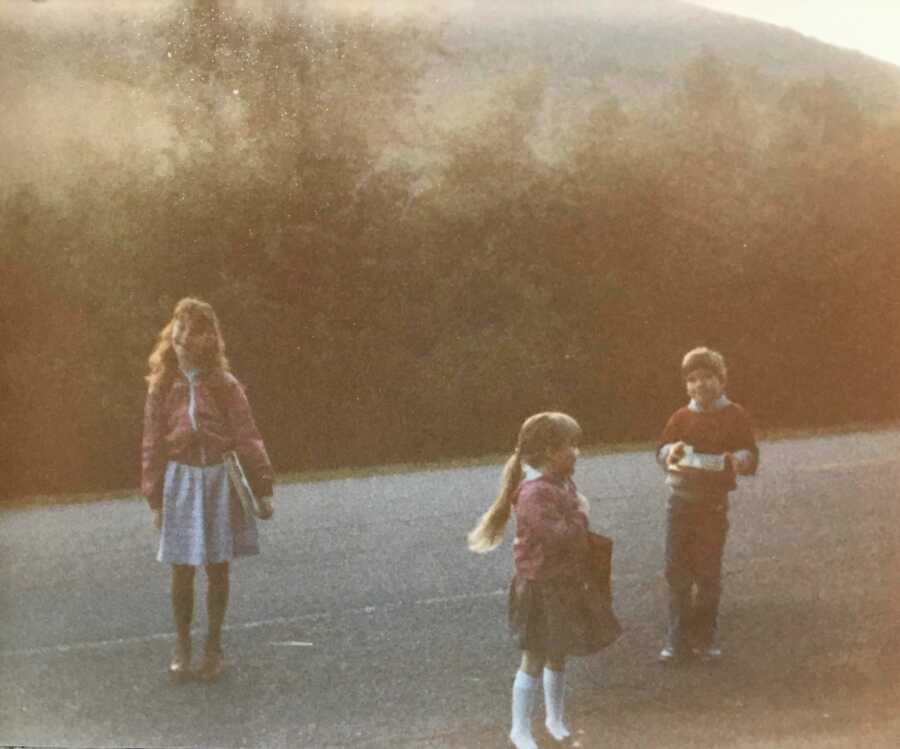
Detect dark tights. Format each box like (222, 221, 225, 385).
(171, 562, 230, 652)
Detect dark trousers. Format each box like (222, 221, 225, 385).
(665, 497, 729, 650)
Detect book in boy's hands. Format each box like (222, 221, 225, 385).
(673, 445, 726, 472)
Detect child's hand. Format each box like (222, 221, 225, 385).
(256, 496, 274, 520)
(575, 492, 590, 514)
(152, 508, 162, 531)
(666, 441, 687, 468)
(724, 452, 737, 474)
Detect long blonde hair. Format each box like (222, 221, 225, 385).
(467, 412, 582, 553)
(146, 297, 230, 390)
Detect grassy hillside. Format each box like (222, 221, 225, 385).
(417, 0, 900, 158)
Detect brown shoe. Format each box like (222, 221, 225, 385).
(168, 641, 193, 684)
(197, 647, 224, 683)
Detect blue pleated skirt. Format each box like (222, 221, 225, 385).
(157, 461, 260, 566)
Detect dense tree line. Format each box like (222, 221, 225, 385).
(2, 6, 899, 500)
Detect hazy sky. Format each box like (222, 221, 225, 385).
(307, 0, 900, 67)
(6, 1, 900, 67)
(326, 1, 900, 67)
(690, 1, 900, 66)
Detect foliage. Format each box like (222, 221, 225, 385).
(2, 5, 900, 499)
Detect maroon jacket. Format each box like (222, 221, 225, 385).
(512, 474, 590, 582)
(141, 368, 274, 510)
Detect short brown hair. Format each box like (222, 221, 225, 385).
(681, 346, 727, 382)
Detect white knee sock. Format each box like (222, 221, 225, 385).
(510, 670, 539, 749)
(543, 667, 571, 741)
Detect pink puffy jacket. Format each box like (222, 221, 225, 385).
(141, 368, 273, 510)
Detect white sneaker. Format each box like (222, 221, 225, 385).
(546, 720, 571, 741)
(694, 644, 722, 662)
(509, 731, 538, 749)
(659, 643, 681, 663)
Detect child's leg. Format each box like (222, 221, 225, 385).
(693, 509, 729, 651)
(543, 655, 570, 741)
(196, 561, 229, 681)
(205, 561, 230, 653)
(171, 564, 195, 652)
(510, 651, 543, 749)
(169, 564, 195, 680)
(664, 504, 694, 654)
(521, 650, 545, 677)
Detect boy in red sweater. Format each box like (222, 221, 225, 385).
(657, 347, 758, 663)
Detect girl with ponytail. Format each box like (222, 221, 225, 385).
(468, 412, 620, 749)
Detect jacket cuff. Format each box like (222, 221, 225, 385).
(657, 444, 675, 468)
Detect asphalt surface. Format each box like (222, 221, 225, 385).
(2, 429, 898, 748)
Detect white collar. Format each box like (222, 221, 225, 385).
(688, 394, 731, 413)
(522, 463, 543, 481)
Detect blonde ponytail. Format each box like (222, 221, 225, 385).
(467, 452, 523, 553)
(468, 411, 582, 554)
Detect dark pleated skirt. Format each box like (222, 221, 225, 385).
(508, 573, 622, 657)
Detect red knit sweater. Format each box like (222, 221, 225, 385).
(658, 402, 758, 495)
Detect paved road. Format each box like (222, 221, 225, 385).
(2, 430, 898, 748)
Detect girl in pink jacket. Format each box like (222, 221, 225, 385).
(142, 297, 274, 684)
(469, 412, 620, 749)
